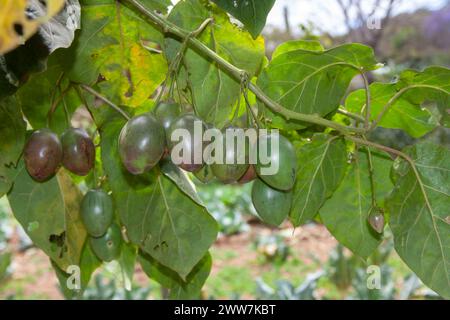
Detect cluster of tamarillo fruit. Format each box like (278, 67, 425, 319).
(119, 101, 298, 227)
(22, 100, 298, 262)
(23, 127, 122, 262)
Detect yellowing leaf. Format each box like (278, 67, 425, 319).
(0, 0, 65, 54)
(99, 43, 167, 107)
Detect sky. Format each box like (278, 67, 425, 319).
(265, 0, 448, 35)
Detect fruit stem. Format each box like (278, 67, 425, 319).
(361, 72, 371, 130)
(79, 84, 131, 121)
(336, 108, 365, 123)
(345, 135, 437, 233)
(47, 82, 72, 127)
(122, 0, 366, 135)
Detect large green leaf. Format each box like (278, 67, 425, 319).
(0, 96, 26, 197)
(17, 55, 81, 134)
(346, 67, 448, 137)
(290, 135, 347, 226)
(8, 164, 87, 271)
(118, 242, 138, 291)
(167, 0, 265, 128)
(257, 43, 379, 130)
(99, 117, 218, 279)
(53, 241, 102, 299)
(320, 148, 393, 259)
(387, 142, 450, 298)
(160, 159, 205, 206)
(62, 0, 167, 107)
(139, 251, 212, 299)
(211, 0, 275, 38)
(139, 0, 172, 14)
(272, 40, 325, 59)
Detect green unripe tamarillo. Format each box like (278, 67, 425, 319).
(80, 189, 114, 238)
(193, 165, 215, 184)
(255, 133, 297, 191)
(118, 113, 166, 175)
(24, 129, 63, 182)
(154, 101, 182, 144)
(211, 127, 250, 184)
(61, 128, 95, 176)
(238, 165, 257, 184)
(252, 178, 292, 226)
(89, 223, 123, 262)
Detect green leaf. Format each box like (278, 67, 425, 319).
(257, 43, 379, 130)
(272, 40, 324, 59)
(387, 142, 450, 298)
(160, 159, 205, 207)
(53, 241, 102, 299)
(211, 0, 275, 38)
(139, 251, 212, 299)
(8, 164, 87, 271)
(138, 0, 172, 14)
(62, 0, 167, 107)
(167, 0, 265, 127)
(320, 148, 393, 259)
(99, 116, 218, 279)
(0, 96, 26, 197)
(346, 66, 449, 138)
(17, 55, 81, 134)
(290, 135, 347, 226)
(119, 242, 138, 291)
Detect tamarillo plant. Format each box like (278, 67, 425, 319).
(0, 0, 449, 299)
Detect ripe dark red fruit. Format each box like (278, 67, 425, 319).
(167, 114, 207, 172)
(118, 113, 166, 175)
(24, 129, 63, 182)
(80, 189, 114, 238)
(61, 128, 95, 176)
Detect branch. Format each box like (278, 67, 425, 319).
(337, 108, 365, 122)
(346, 135, 434, 219)
(336, 0, 355, 41)
(371, 0, 396, 51)
(79, 84, 131, 121)
(123, 0, 366, 135)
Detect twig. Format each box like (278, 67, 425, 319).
(337, 108, 365, 122)
(122, 0, 365, 135)
(79, 84, 131, 121)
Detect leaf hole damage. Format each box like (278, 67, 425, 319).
(153, 241, 169, 251)
(49, 232, 67, 258)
